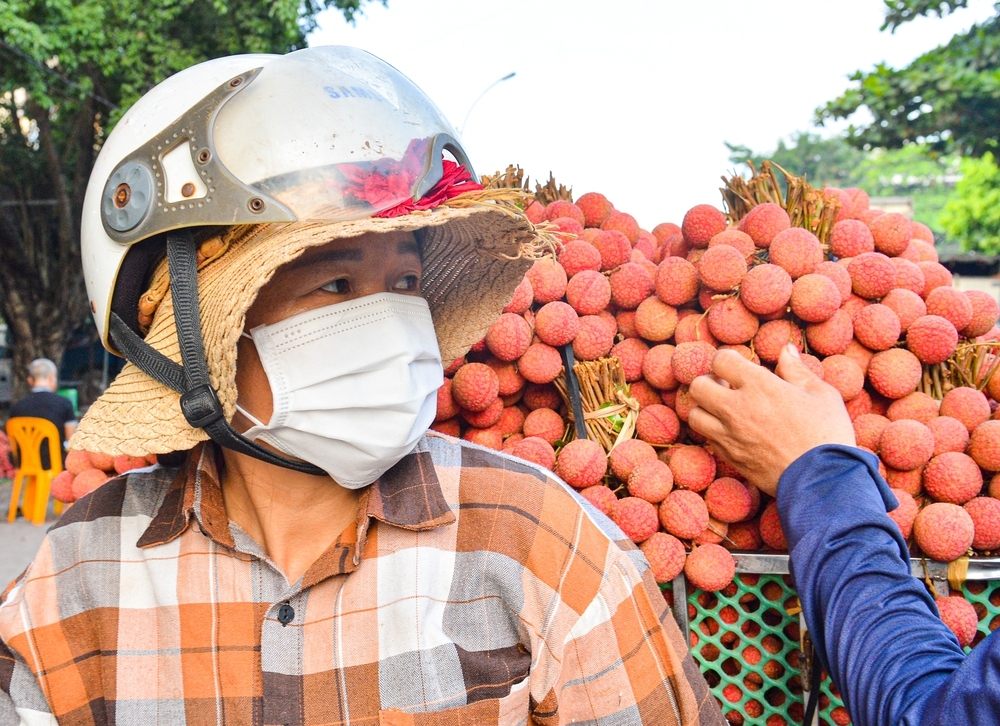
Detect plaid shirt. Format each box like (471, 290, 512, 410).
(0, 433, 724, 725)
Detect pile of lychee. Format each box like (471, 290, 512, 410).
(431, 185, 1000, 610)
(51, 450, 155, 504)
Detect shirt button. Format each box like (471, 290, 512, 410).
(277, 602, 294, 626)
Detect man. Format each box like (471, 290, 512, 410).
(687, 344, 1000, 726)
(8, 358, 77, 469)
(0, 47, 724, 725)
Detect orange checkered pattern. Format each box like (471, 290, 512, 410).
(0, 433, 724, 725)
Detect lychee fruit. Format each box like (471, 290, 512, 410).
(545, 200, 585, 226)
(65, 449, 91, 476)
(610, 262, 654, 309)
(923, 452, 983, 504)
(726, 520, 763, 550)
(919, 262, 953, 298)
(790, 273, 842, 323)
(51, 470, 75, 503)
(888, 488, 919, 539)
(558, 240, 603, 278)
(854, 413, 891, 450)
(652, 222, 681, 245)
(565, 268, 611, 316)
(705, 478, 752, 523)
(759, 502, 787, 550)
(609, 437, 658, 481)
(965, 496, 1000, 551)
(867, 348, 922, 399)
(659, 489, 710, 539)
(509, 436, 557, 470)
(71, 468, 111, 500)
(935, 595, 979, 648)
(849, 253, 897, 299)
(672, 340, 717, 384)
(611, 497, 660, 543)
(869, 212, 912, 256)
(886, 391, 939, 424)
(523, 407, 565, 446)
(430, 418, 461, 437)
(534, 302, 579, 347)
(522, 383, 560, 411)
(682, 204, 727, 247)
(525, 258, 568, 304)
(502, 276, 533, 315)
(576, 192, 615, 227)
(963, 290, 1000, 338)
(674, 312, 719, 346)
(592, 230, 632, 271)
(927, 416, 970, 456)
(634, 297, 679, 342)
(881, 288, 927, 331)
(970, 420, 1000, 471)
(461, 397, 503, 428)
(601, 211, 641, 243)
(685, 544, 736, 591)
(829, 219, 875, 258)
(708, 229, 755, 260)
(485, 312, 533, 362)
(816, 260, 854, 301)
(907, 315, 959, 364)
(452, 363, 500, 412)
(821, 354, 865, 401)
(740, 203, 790, 248)
(707, 297, 760, 344)
(525, 201, 546, 224)
(769, 228, 824, 279)
(636, 404, 681, 445)
(640, 532, 687, 582)
(753, 319, 803, 363)
(655, 256, 700, 306)
(806, 309, 853, 356)
(879, 419, 935, 470)
(580, 484, 617, 516)
(739, 264, 792, 316)
(852, 304, 902, 351)
(497, 405, 526, 437)
(555, 438, 607, 488)
(926, 287, 974, 333)
(88, 451, 115, 471)
(940, 387, 991, 432)
(914, 502, 974, 561)
(628, 459, 674, 503)
(629, 381, 662, 410)
(611, 338, 649, 382)
(668, 445, 717, 492)
(886, 466, 924, 496)
(698, 245, 748, 291)
(517, 343, 564, 384)
(573, 315, 615, 360)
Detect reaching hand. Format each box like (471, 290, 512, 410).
(687, 344, 857, 496)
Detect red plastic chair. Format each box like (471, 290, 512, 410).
(6, 417, 64, 525)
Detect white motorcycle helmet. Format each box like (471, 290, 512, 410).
(80, 46, 481, 472)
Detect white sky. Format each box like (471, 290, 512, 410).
(309, 0, 996, 228)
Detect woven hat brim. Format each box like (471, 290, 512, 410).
(72, 203, 540, 456)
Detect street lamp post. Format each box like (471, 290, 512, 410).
(459, 72, 516, 136)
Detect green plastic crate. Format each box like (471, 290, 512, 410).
(665, 555, 1000, 726)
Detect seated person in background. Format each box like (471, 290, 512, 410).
(688, 344, 1000, 726)
(8, 358, 76, 468)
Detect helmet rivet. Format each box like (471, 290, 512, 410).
(197, 149, 211, 164)
(229, 77, 243, 88)
(181, 182, 196, 198)
(248, 197, 265, 213)
(114, 183, 131, 209)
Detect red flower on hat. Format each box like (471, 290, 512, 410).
(340, 137, 483, 218)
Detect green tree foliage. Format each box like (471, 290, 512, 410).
(941, 152, 1000, 253)
(727, 132, 960, 233)
(0, 0, 377, 398)
(817, 1, 1000, 156)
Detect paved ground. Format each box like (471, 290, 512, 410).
(0, 480, 55, 587)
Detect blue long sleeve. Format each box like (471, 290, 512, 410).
(777, 445, 1000, 726)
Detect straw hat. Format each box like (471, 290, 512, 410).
(72, 192, 549, 456)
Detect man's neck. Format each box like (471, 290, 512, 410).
(219, 448, 362, 585)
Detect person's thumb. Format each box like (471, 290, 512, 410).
(775, 343, 821, 391)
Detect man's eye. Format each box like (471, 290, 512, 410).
(394, 275, 419, 292)
(321, 278, 351, 294)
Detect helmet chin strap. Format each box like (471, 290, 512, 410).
(109, 230, 327, 475)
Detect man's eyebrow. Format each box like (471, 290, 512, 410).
(284, 247, 364, 273)
(398, 240, 420, 257)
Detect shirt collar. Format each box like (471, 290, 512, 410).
(137, 438, 455, 550)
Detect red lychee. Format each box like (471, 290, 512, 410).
(926, 287, 974, 333)
(740, 264, 792, 315)
(854, 413, 891, 450)
(888, 488, 919, 539)
(461, 397, 503, 428)
(919, 262, 953, 298)
(970, 420, 1000, 471)
(707, 297, 760, 345)
(914, 502, 974, 561)
(682, 204, 727, 247)
(867, 348, 922, 399)
(849, 253, 897, 299)
(924, 452, 983, 504)
(573, 315, 616, 361)
(71, 468, 111, 500)
(965, 496, 1000, 550)
(576, 192, 615, 227)
(685, 544, 736, 591)
(634, 297, 679, 342)
(740, 203, 790, 248)
(628, 459, 674, 503)
(698, 245, 748, 291)
(659, 489, 710, 539)
(535, 302, 580, 347)
(636, 404, 681, 445)
(555, 438, 607, 488)
(642, 345, 678, 391)
(822, 354, 865, 401)
(565, 269, 612, 316)
(668, 445, 717, 492)
(886, 391, 939, 424)
(940, 387, 991, 432)
(592, 230, 632, 271)
(881, 288, 927, 331)
(611, 497, 660, 543)
(830, 219, 875, 258)
(611, 338, 649, 382)
(759, 502, 787, 550)
(523, 407, 565, 446)
(509, 436, 556, 470)
(485, 312, 533, 362)
(935, 595, 979, 647)
(907, 315, 959, 364)
(609, 438, 658, 481)
(753, 319, 803, 363)
(517, 343, 564, 385)
(610, 262, 654, 309)
(558, 240, 603, 278)
(806, 309, 853, 356)
(672, 340, 717, 385)
(791, 273, 842, 323)
(640, 532, 687, 582)
(927, 416, 970, 456)
(705, 478, 752, 523)
(655, 256, 700, 306)
(452, 363, 500, 412)
(580, 484, 617, 516)
(879, 419, 935, 470)
(769, 228, 824, 279)
(545, 200, 585, 226)
(852, 304, 902, 351)
(869, 212, 912, 256)
(502, 276, 533, 314)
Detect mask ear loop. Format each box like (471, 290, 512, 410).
(234, 331, 269, 429)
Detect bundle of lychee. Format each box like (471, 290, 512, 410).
(432, 163, 1000, 596)
(50, 450, 156, 504)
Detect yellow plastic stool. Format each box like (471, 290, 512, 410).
(6, 417, 64, 525)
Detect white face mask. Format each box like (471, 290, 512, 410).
(236, 292, 443, 488)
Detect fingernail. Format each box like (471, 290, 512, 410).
(785, 343, 800, 358)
